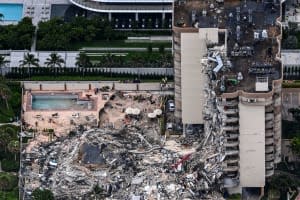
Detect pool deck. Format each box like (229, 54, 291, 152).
(26, 91, 97, 111)
(23, 90, 111, 138)
(0, 0, 69, 25)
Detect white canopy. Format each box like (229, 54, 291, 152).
(132, 108, 141, 115)
(154, 109, 162, 116)
(147, 113, 156, 118)
(125, 107, 133, 115)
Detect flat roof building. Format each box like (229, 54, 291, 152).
(173, 0, 283, 195)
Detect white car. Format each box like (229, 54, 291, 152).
(167, 100, 175, 112)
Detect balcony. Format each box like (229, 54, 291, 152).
(224, 140, 239, 147)
(223, 109, 238, 115)
(265, 154, 274, 162)
(222, 117, 239, 123)
(225, 133, 239, 139)
(222, 126, 239, 131)
(266, 121, 274, 129)
(223, 166, 239, 172)
(223, 178, 239, 188)
(69, 0, 172, 13)
(265, 129, 273, 137)
(225, 159, 239, 164)
(266, 161, 274, 170)
(265, 146, 274, 154)
(265, 168, 274, 177)
(225, 150, 239, 156)
(265, 113, 274, 121)
(266, 138, 274, 145)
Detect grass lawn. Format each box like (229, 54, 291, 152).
(22, 75, 164, 82)
(70, 40, 172, 50)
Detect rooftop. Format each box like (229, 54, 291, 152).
(174, 0, 282, 94)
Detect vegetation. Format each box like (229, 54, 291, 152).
(283, 80, 300, 88)
(72, 40, 172, 49)
(19, 53, 39, 68)
(0, 17, 35, 50)
(291, 136, 300, 155)
(0, 172, 18, 191)
(32, 189, 54, 200)
(0, 81, 21, 123)
(36, 17, 171, 51)
(282, 22, 300, 49)
(75, 52, 92, 68)
(227, 194, 241, 200)
(0, 189, 19, 200)
(268, 174, 300, 200)
(0, 124, 20, 199)
(44, 53, 65, 68)
(5, 67, 172, 81)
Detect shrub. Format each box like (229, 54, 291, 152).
(0, 172, 18, 191)
(2, 159, 20, 172)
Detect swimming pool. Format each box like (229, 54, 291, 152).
(0, 4, 23, 21)
(31, 94, 92, 110)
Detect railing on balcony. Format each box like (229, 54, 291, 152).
(70, 0, 172, 12)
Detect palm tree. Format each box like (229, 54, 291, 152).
(45, 53, 65, 76)
(19, 53, 39, 68)
(19, 53, 39, 78)
(0, 56, 9, 76)
(7, 140, 19, 161)
(0, 13, 4, 21)
(0, 83, 11, 109)
(44, 53, 65, 68)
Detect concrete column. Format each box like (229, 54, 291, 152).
(108, 13, 112, 22)
(162, 13, 165, 21)
(135, 13, 139, 21)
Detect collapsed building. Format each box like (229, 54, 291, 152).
(21, 92, 227, 199)
(173, 0, 283, 195)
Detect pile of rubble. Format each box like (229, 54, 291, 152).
(21, 91, 227, 199)
(24, 123, 225, 199)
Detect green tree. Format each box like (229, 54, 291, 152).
(291, 136, 300, 154)
(0, 172, 17, 191)
(103, 26, 113, 41)
(7, 140, 19, 161)
(0, 13, 3, 21)
(19, 53, 39, 78)
(159, 45, 165, 54)
(0, 56, 9, 76)
(0, 130, 10, 152)
(0, 83, 11, 109)
(147, 44, 153, 53)
(44, 53, 65, 68)
(32, 189, 54, 200)
(75, 52, 91, 68)
(19, 53, 39, 68)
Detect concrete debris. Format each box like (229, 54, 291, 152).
(21, 92, 225, 199)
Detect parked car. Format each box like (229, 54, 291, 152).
(167, 100, 175, 112)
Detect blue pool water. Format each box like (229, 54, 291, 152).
(32, 94, 90, 110)
(0, 4, 23, 21)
